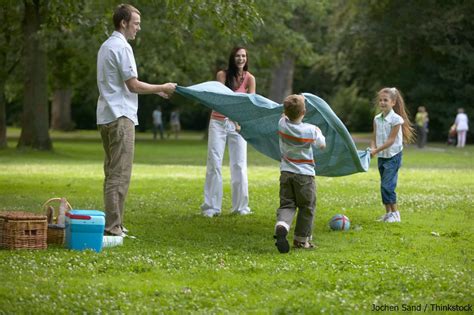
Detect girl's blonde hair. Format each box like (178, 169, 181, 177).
(377, 87, 415, 144)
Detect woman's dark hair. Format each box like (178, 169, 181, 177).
(225, 46, 248, 90)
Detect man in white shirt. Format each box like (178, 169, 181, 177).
(97, 4, 176, 236)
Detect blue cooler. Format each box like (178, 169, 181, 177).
(65, 210, 105, 252)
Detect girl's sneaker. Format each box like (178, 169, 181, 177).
(384, 212, 401, 223)
(377, 213, 390, 221)
(393, 211, 401, 222)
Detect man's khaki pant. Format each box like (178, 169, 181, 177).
(99, 117, 135, 235)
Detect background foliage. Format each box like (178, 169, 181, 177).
(1, 0, 473, 146)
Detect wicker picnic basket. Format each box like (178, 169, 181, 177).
(0, 211, 47, 250)
(42, 198, 72, 245)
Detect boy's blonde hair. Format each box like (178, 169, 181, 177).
(283, 95, 305, 121)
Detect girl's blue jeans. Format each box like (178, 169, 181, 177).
(378, 151, 402, 204)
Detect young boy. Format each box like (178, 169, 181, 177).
(274, 94, 326, 253)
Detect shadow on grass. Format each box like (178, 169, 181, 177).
(2, 137, 278, 167)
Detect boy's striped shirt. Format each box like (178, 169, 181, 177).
(278, 116, 325, 176)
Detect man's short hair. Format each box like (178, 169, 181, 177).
(283, 95, 305, 121)
(113, 4, 140, 30)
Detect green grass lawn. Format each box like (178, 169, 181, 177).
(0, 129, 473, 314)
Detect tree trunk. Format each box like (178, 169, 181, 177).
(0, 40, 6, 149)
(0, 3, 7, 148)
(51, 88, 74, 131)
(17, 0, 52, 150)
(0, 82, 6, 149)
(268, 53, 295, 104)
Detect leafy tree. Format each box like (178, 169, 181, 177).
(17, 0, 51, 150)
(326, 0, 474, 139)
(0, 3, 23, 149)
(4, 0, 262, 137)
(48, 0, 107, 131)
(17, 0, 101, 149)
(250, 0, 328, 102)
(5, 0, 472, 140)
(122, 0, 263, 131)
(328, 85, 372, 132)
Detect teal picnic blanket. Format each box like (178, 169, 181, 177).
(176, 81, 370, 177)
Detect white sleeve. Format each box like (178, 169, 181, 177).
(393, 115, 404, 126)
(119, 46, 138, 81)
(455, 114, 460, 125)
(278, 116, 286, 128)
(313, 127, 326, 147)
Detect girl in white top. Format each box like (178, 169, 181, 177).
(454, 108, 469, 148)
(370, 87, 414, 223)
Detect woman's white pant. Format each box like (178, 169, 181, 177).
(201, 119, 250, 214)
(457, 130, 467, 147)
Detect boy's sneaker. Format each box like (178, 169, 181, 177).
(376, 213, 390, 222)
(293, 240, 316, 250)
(274, 225, 290, 254)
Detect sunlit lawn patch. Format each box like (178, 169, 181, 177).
(0, 131, 472, 313)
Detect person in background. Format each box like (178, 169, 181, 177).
(97, 4, 176, 236)
(201, 46, 256, 217)
(454, 108, 469, 148)
(152, 106, 164, 140)
(447, 123, 457, 146)
(169, 108, 181, 139)
(415, 106, 429, 148)
(370, 87, 414, 223)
